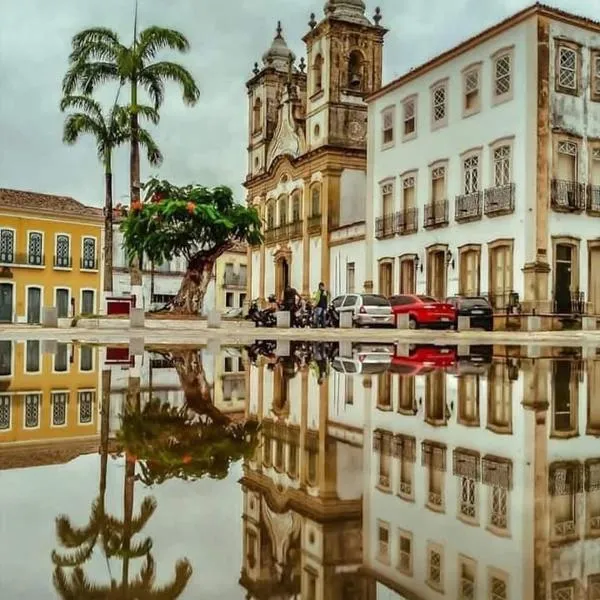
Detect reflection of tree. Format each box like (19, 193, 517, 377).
(51, 370, 192, 598)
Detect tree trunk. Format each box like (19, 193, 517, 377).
(170, 244, 232, 315)
(164, 349, 230, 426)
(103, 166, 113, 294)
(129, 81, 142, 296)
(99, 369, 111, 495)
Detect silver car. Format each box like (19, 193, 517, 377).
(334, 293, 394, 327)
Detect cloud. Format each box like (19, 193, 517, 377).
(0, 0, 596, 207)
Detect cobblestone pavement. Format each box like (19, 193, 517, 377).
(2, 319, 600, 347)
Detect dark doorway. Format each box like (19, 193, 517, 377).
(0, 283, 12, 323)
(27, 287, 41, 324)
(555, 244, 572, 313)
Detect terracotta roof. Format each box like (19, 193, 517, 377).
(0, 188, 103, 222)
(366, 2, 600, 103)
(0, 437, 100, 470)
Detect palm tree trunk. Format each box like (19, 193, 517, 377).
(129, 79, 143, 307)
(100, 369, 111, 495)
(103, 157, 114, 295)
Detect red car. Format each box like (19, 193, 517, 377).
(390, 344, 457, 375)
(389, 294, 457, 330)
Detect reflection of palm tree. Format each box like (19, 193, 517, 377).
(51, 372, 192, 598)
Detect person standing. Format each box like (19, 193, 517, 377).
(312, 282, 329, 328)
(282, 285, 300, 327)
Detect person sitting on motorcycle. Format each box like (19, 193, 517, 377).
(265, 294, 278, 313)
(312, 282, 329, 328)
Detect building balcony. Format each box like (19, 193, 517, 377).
(551, 179, 586, 212)
(264, 228, 276, 244)
(80, 258, 98, 271)
(289, 220, 303, 238)
(308, 214, 321, 234)
(423, 200, 449, 228)
(223, 272, 247, 288)
(455, 191, 483, 222)
(396, 208, 418, 235)
(54, 256, 73, 268)
(484, 183, 515, 216)
(375, 214, 395, 239)
(554, 291, 586, 315)
(0, 252, 45, 267)
(486, 290, 521, 313)
(587, 184, 600, 215)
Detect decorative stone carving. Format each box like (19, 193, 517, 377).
(267, 87, 306, 168)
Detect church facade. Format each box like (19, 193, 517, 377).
(244, 0, 387, 302)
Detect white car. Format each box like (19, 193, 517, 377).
(333, 293, 394, 327)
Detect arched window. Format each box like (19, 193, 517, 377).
(313, 54, 323, 93)
(348, 50, 363, 90)
(252, 97, 262, 132)
(266, 201, 275, 229)
(278, 195, 288, 226)
(291, 193, 302, 222)
(311, 186, 321, 216)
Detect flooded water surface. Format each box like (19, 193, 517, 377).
(0, 338, 597, 599)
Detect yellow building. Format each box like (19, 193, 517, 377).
(216, 241, 248, 311)
(0, 340, 100, 468)
(0, 188, 103, 323)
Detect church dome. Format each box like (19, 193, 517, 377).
(262, 22, 296, 71)
(323, 0, 370, 24)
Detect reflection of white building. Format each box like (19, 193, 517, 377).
(240, 355, 368, 598)
(361, 345, 600, 599)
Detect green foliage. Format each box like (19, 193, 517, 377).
(119, 178, 263, 265)
(116, 398, 261, 485)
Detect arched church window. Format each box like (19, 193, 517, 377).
(266, 201, 275, 229)
(311, 186, 321, 216)
(291, 193, 301, 222)
(348, 50, 363, 90)
(278, 195, 288, 226)
(252, 97, 262, 132)
(313, 54, 323, 93)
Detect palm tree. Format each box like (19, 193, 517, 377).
(62, 4, 200, 303)
(60, 94, 162, 298)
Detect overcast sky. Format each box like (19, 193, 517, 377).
(0, 0, 595, 208)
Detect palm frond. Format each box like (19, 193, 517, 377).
(60, 95, 103, 119)
(136, 27, 191, 62)
(137, 70, 165, 109)
(146, 559, 193, 598)
(138, 128, 163, 167)
(54, 515, 99, 547)
(139, 62, 199, 105)
(76, 62, 121, 96)
(135, 104, 160, 125)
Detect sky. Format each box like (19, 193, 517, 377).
(0, 0, 596, 208)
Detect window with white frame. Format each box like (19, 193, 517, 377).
(489, 571, 508, 600)
(381, 182, 394, 217)
(493, 145, 511, 186)
(80, 345, 93, 371)
(490, 485, 508, 531)
(459, 476, 477, 520)
(26, 340, 40, 373)
(403, 175, 416, 210)
(557, 140, 577, 181)
(82, 237, 96, 269)
(427, 544, 443, 591)
(382, 108, 394, 145)
(432, 83, 446, 124)
(592, 148, 600, 185)
(266, 202, 275, 229)
(346, 262, 355, 293)
(52, 392, 67, 426)
(78, 391, 94, 424)
(0, 341, 12, 376)
(459, 558, 476, 600)
(397, 531, 412, 575)
(24, 393, 40, 429)
(494, 53, 511, 98)
(403, 97, 416, 136)
(0, 229, 15, 264)
(54, 343, 68, 372)
(377, 521, 390, 563)
(55, 235, 70, 267)
(463, 155, 480, 194)
(557, 46, 577, 91)
(28, 232, 43, 265)
(0, 395, 10, 430)
(431, 165, 446, 203)
(464, 67, 480, 112)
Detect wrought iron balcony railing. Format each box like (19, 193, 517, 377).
(587, 184, 600, 215)
(484, 183, 515, 216)
(289, 220, 303, 238)
(80, 258, 98, 270)
(554, 291, 585, 315)
(375, 214, 395, 239)
(223, 272, 247, 287)
(423, 200, 449, 228)
(551, 179, 586, 211)
(0, 252, 45, 266)
(54, 256, 73, 268)
(308, 214, 322, 234)
(455, 191, 483, 222)
(396, 208, 418, 235)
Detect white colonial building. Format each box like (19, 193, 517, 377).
(364, 3, 600, 319)
(245, 0, 387, 303)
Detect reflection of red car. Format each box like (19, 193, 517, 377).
(389, 295, 457, 329)
(390, 345, 457, 375)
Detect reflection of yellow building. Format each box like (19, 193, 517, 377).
(0, 189, 103, 323)
(213, 349, 247, 418)
(0, 340, 99, 467)
(216, 242, 247, 311)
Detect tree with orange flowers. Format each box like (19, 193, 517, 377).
(120, 177, 262, 314)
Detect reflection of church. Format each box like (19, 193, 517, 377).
(240, 352, 372, 599)
(245, 0, 387, 302)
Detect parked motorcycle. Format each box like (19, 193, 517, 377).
(324, 302, 339, 328)
(246, 298, 276, 327)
